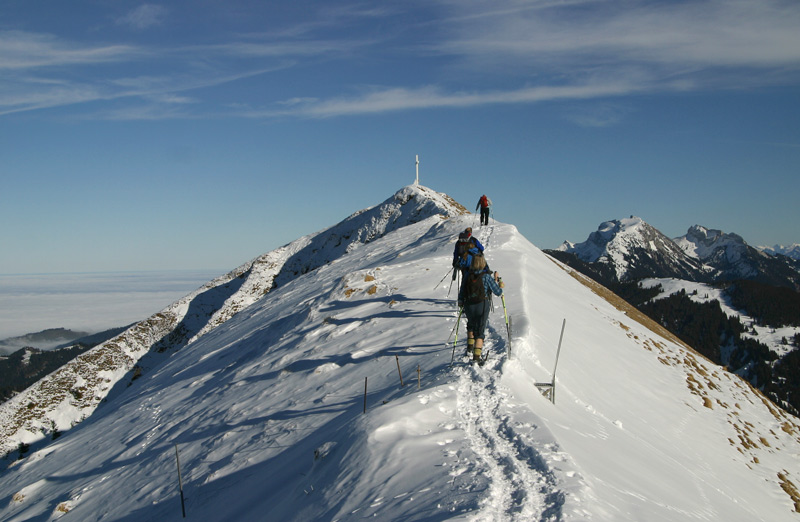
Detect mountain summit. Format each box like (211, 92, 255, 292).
(0, 185, 467, 458)
(676, 225, 800, 289)
(2, 188, 799, 521)
(556, 216, 709, 282)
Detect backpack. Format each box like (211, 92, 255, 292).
(456, 233, 472, 257)
(479, 195, 489, 208)
(458, 246, 481, 270)
(465, 270, 486, 304)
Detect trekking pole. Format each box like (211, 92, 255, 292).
(446, 306, 462, 344)
(450, 308, 464, 365)
(434, 267, 454, 290)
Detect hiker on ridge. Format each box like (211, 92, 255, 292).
(476, 194, 492, 226)
(458, 251, 503, 363)
(452, 227, 484, 281)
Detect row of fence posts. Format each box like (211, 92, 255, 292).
(174, 352, 426, 517)
(363, 355, 421, 414)
(174, 318, 566, 517)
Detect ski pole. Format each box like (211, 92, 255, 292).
(448, 269, 461, 297)
(446, 306, 462, 344)
(450, 307, 463, 365)
(434, 267, 454, 290)
(447, 269, 455, 297)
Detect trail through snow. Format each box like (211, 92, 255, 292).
(446, 224, 565, 521)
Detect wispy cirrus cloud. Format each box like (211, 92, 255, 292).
(434, 0, 800, 81)
(0, 31, 141, 69)
(241, 0, 800, 120)
(0, 28, 348, 117)
(251, 80, 649, 119)
(3, 1, 800, 121)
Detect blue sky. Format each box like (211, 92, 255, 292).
(2, 0, 799, 274)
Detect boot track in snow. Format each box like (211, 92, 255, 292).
(451, 323, 565, 520)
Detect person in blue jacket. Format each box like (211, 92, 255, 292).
(452, 227, 485, 280)
(458, 252, 503, 362)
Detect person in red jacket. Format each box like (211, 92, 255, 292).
(476, 194, 492, 226)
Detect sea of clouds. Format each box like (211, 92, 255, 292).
(0, 270, 223, 352)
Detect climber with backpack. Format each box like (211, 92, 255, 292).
(476, 194, 492, 226)
(452, 227, 485, 281)
(457, 251, 504, 363)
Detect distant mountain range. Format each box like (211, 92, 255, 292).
(548, 216, 800, 415)
(0, 328, 90, 355)
(555, 216, 800, 291)
(760, 243, 800, 261)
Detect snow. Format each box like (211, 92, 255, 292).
(642, 278, 800, 357)
(1, 187, 799, 521)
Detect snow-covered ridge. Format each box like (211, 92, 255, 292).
(1, 210, 799, 521)
(0, 184, 466, 457)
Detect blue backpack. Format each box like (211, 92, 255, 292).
(458, 247, 482, 271)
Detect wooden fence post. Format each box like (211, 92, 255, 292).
(175, 444, 186, 518)
(395, 355, 404, 387)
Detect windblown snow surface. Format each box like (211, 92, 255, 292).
(2, 187, 800, 521)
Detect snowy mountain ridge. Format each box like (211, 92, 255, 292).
(1, 188, 799, 521)
(557, 217, 800, 289)
(676, 225, 754, 261)
(0, 185, 466, 458)
(760, 244, 800, 261)
(555, 216, 710, 282)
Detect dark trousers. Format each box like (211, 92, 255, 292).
(480, 207, 490, 225)
(464, 300, 491, 340)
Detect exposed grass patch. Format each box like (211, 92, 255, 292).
(778, 471, 800, 512)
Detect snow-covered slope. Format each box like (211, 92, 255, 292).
(640, 277, 800, 358)
(1, 192, 799, 521)
(0, 185, 467, 458)
(556, 216, 709, 282)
